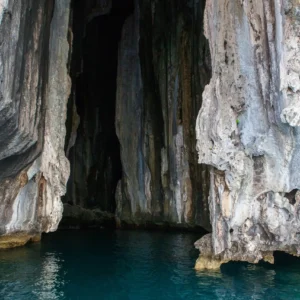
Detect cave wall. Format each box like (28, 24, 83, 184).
(0, 0, 70, 247)
(63, 0, 127, 213)
(195, 0, 300, 268)
(116, 0, 211, 229)
(63, 0, 211, 229)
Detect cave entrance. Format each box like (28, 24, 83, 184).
(63, 0, 134, 217)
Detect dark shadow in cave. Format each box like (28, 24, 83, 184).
(63, 0, 134, 213)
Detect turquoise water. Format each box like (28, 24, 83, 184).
(0, 230, 300, 299)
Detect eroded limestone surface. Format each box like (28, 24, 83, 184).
(0, 0, 70, 246)
(195, 0, 300, 267)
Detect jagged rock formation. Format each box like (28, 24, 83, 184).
(195, 0, 300, 269)
(0, 0, 70, 247)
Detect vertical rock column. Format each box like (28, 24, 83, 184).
(195, 0, 300, 268)
(0, 0, 71, 248)
(116, 0, 211, 229)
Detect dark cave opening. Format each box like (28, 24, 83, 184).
(63, 0, 134, 215)
(61, 0, 212, 230)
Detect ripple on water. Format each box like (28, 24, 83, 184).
(0, 231, 300, 299)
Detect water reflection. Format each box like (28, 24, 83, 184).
(0, 245, 65, 300)
(1, 231, 300, 299)
(194, 261, 295, 300)
(34, 252, 65, 300)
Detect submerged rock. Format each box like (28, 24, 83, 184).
(0, 233, 41, 250)
(194, 234, 227, 270)
(60, 204, 115, 229)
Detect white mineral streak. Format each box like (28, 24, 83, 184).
(39, 1, 71, 232)
(6, 178, 39, 232)
(175, 125, 184, 223)
(116, 1, 201, 226)
(196, 0, 300, 264)
(0, 0, 8, 24)
(115, 4, 150, 218)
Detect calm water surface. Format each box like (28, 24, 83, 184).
(0, 230, 300, 299)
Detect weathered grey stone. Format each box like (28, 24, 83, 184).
(195, 0, 300, 266)
(116, 0, 211, 229)
(0, 0, 70, 247)
(1, 0, 211, 246)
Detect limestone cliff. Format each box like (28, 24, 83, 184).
(0, 0, 70, 247)
(195, 0, 300, 268)
(1, 0, 300, 262)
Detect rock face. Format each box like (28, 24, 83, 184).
(0, 0, 70, 247)
(115, 0, 211, 229)
(195, 0, 300, 268)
